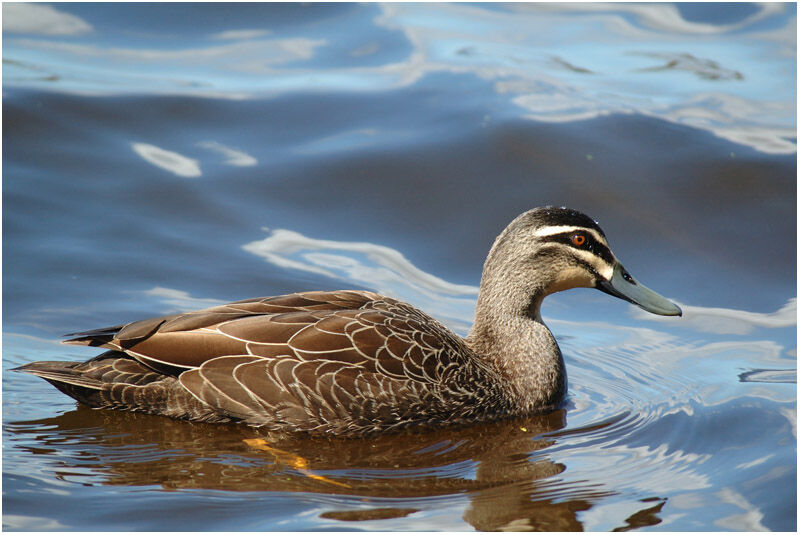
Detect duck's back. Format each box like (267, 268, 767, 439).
(17, 291, 509, 435)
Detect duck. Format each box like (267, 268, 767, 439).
(15, 207, 681, 436)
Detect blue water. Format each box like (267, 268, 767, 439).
(3, 2, 796, 531)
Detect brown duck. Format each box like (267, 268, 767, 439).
(16, 207, 681, 436)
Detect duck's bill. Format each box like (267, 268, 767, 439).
(596, 263, 682, 316)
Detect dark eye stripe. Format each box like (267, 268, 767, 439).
(546, 232, 615, 266)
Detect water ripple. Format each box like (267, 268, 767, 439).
(3, 3, 794, 154)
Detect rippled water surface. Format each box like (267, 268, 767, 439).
(3, 3, 796, 531)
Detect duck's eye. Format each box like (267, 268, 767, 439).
(571, 233, 587, 247)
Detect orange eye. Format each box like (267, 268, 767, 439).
(571, 233, 586, 246)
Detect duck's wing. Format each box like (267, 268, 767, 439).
(60, 289, 476, 430)
(63, 290, 386, 375)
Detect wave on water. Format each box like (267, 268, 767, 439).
(3, 2, 795, 155)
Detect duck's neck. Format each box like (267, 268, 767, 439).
(466, 284, 566, 413)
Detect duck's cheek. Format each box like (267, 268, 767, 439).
(544, 267, 596, 295)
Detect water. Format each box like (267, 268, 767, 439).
(3, 2, 796, 531)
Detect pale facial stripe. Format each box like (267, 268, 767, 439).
(533, 225, 607, 245)
(571, 248, 614, 280)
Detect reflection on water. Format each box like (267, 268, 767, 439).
(131, 141, 258, 178)
(3, 3, 795, 153)
(196, 141, 258, 167)
(6, 407, 566, 494)
(243, 227, 478, 332)
(131, 142, 202, 178)
(6, 406, 636, 530)
(739, 368, 796, 384)
(2, 3, 92, 36)
(633, 52, 744, 81)
(140, 287, 225, 312)
(636, 297, 796, 335)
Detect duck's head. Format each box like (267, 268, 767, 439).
(481, 206, 682, 318)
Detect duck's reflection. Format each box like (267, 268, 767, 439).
(6, 407, 664, 530)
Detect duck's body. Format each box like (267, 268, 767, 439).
(30, 291, 530, 434)
(17, 207, 680, 436)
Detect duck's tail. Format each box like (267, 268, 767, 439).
(12, 354, 234, 423)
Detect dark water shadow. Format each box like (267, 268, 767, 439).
(5, 406, 667, 530)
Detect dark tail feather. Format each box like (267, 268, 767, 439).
(13, 361, 107, 406)
(62, 325, 125, 347)
(13, 361, 103, 389)
(13, 358, 234, 423)
(62, 314, 177, 348)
